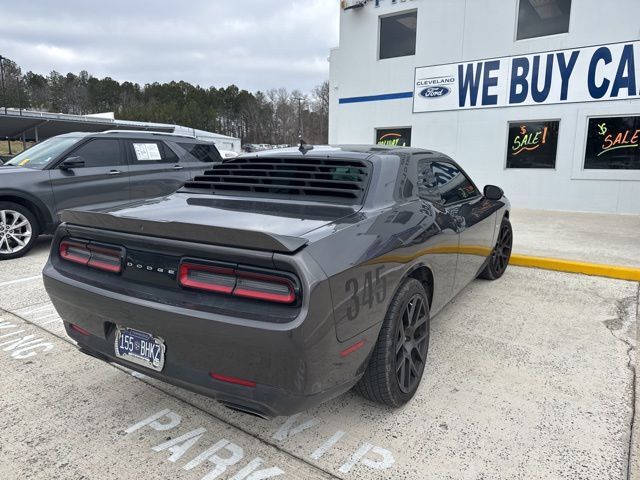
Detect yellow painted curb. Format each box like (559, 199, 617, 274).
(510, 254, 640, 282)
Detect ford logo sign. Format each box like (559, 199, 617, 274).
(420, 86, 450, 98)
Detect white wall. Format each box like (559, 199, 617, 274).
(330, 0, 640, 213)
(208, 138, 241, 153)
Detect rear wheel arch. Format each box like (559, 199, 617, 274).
(402, 264, 434, 309)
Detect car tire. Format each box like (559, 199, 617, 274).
(479, 216, 512, 280)
(355, 278, 430, 407)
(0, 202, 39, 260)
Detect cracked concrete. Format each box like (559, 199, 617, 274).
(602, 290, 638, 480)
(1, 244, 638, 479)
(629, 285, 640, 480)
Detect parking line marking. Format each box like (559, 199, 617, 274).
(310, 430, 346, 460)
(0, 275, 41, 288)
(32, 313, 59, 323)
(14, 304, 54, 316)
(510, 254, 640, 281)
(40, 318, 62, 326)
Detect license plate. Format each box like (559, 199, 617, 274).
(114, 327, 165, 372)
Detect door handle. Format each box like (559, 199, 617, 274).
(172, 165, 184, 170)
(108, 170, 121, 176)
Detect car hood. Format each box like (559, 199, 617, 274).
(0, 166, 39, 174)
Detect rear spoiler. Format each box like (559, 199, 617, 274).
(60, 210, 308, 254)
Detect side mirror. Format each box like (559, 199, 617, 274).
(484, 185, 504, 201)
(60, 157, 85, 170)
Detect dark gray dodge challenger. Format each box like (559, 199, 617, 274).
(43, 145, 512, 418)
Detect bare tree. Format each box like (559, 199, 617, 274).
(1, 56, 330, 146)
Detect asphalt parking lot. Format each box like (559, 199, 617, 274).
(0, 238, 637, 480)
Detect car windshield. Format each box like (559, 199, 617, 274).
(4, 137, 82, 169)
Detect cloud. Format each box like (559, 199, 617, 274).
(0, 0, 339, 92)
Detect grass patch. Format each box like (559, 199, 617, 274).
(0, 141, 34, 156)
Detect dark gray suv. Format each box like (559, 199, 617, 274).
(0, 130, 222, 259)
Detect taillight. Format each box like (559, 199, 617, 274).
(87, 245, 123, 273)
(59, 239, 123, 274)
(234, 271, 296, 304)
(179, 263, 236, 294)
(179, 261, 298, 304)
(59, 240, 91, 266)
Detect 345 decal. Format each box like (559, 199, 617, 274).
(345, 267, 387, 321)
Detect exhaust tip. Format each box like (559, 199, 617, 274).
(219, 401, 271, 420)
(77, 346, 110, 363)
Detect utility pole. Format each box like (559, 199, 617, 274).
(17, 75, 22, 116)
(294, 96, 304, 140)
(0, 55, 6, 115)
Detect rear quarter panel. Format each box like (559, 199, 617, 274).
(306, 200, 459, 342)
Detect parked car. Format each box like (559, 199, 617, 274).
(0, 130, 222, 259)
(43, 145, 512, 417)
(242, 144, 261, 153)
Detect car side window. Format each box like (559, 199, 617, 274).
(128, 140, 175, 164)
(417, 159, 443, 204)
(162, 142, 180, 163)
(177, 142, 222, 163)
(65, 139, 123, 168)
(431, 160, 480, 206)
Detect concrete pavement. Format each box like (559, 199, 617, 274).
(0, 243, 637, 479)
(511, 209, 640, 268)
(0, 311, 331, 480)
(632, 290, 640, 480)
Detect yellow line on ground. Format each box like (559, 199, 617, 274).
(510, 254, 640, 282)
(364, 244, 640, 281)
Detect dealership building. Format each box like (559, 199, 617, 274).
(329, 0, 640, 214)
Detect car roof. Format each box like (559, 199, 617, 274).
(55, 130, 203, 142)
(237, 144, 447, 164)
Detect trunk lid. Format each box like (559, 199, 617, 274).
(61, 193, 360, 253)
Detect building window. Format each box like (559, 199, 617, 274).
(516, 0, 571, 41)
(379, 11, 417, 60)
(584, 116, 640, 170)
(506, 120, 559, 169)
(376, 127, 412, 146)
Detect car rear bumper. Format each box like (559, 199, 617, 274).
(43, 263, 370, 418)
(71, 338, 355, 419)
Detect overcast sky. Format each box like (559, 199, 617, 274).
(0, 0, 340, 93)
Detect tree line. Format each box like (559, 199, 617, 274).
(0, 57, 329, 145)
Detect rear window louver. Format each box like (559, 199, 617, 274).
(182, 157, 371, 203)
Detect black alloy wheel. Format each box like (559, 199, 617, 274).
(355, 278, 430, 407)
(479, 217, 513, 280)
(395, 293, 429, 394)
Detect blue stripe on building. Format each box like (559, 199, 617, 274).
(339, 91, 414, 104)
